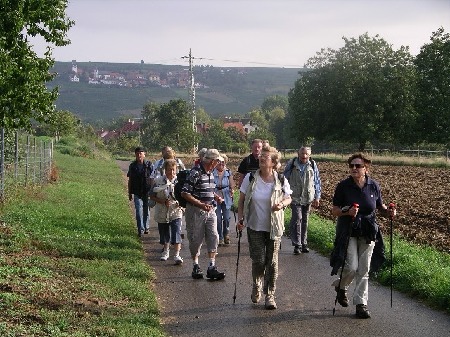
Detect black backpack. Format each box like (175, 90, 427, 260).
(173, 169, 191, 208)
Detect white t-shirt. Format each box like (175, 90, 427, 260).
(240, 173, 292, 232)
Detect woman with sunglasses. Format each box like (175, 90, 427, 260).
(213, 154, 235, 245)
(330, 153, 396, 318)
(237, 146, 292, 310)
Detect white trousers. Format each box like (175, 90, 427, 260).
(333, 237, 375, 305)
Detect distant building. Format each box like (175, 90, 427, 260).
(223, 117, 257, 134)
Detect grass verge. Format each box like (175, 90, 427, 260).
(0, 152, 165, 337)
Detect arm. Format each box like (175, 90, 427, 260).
(237, 191, 246, 231)
(313, 164, 321, 208)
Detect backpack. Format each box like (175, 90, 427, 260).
(249, 171, 285, 192)
(173, 169, 191, 208)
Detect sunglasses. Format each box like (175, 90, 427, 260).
(349, 163, 365, 169)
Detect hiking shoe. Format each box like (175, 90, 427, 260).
(174, 255, 183, 265)
(294, 246, 301, 255)
(218, 239, 225, 246)
(192, 264, 203, 279)
(356, 304, 371, 319)
(206, 266, 225, 280)
(251, 287, 261, 303)
(160, 250, 169, 261)
(224, 235, 230, 245)
(302, 245, 310, 253)
(265, 295, 277, 310)
(144, 229, 149, 234)
(335, 286, 349, 307)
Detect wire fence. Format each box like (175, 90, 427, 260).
(0, 129, 54, 199)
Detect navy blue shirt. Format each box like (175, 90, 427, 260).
(333, 175, 383, 218)
(237, 154, 259, 175)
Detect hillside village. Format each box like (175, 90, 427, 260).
(67, 60, 246, 89)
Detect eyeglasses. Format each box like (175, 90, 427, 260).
(349, 163, 365, 169)
(218, 161, 225, 164)
(259, 154, 271, 159)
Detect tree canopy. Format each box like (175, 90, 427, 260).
(288, 33, 417, 150)
(0, 0, 73, 129)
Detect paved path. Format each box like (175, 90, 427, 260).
(118, 160, 450, 337)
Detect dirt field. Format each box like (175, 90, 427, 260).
(221, 158, 450, 254)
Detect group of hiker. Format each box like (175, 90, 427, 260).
(127, 140, 396, 318)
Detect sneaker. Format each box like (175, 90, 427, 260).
(192, 264, 203, 279)
(144, 229, 149, 234)
(174, 255, 183, 265)
(224, 235, 230, 245)
(160, 250, 169, 261)
(251, 287, 261, 303)
(206, 265, 225, 280)
(356, 304, 371, 319)
(265, 295, 277, 310)
(218, 239, 225, 246)
(335, 286, 349, 307)
(293, 246, 301, 255)
(301, 245, 310, 253)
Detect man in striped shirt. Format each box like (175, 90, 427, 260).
(181, 149, 225, 280)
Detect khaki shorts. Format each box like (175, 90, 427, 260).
(185, 203, 218, 257)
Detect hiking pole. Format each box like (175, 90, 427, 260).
(233, 229, 243, 304)
(333, 203, 359, 316)
(389, 202, 396, 308)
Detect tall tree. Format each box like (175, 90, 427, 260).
(0, 0, 73, 129)
(141, 99, 199, 153)
(415, 27, 450, 145)
(288, 33, 416, 150)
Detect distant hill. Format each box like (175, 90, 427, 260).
(49, 61, 304, 123)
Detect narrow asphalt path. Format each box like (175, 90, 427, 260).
(117, 160, 450, 337)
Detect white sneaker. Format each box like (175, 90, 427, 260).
(174, 255, 183, 265)
(160, 250, 169, 261)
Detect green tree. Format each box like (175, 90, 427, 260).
(36, 110, 80, 140)
(288, 33, 417, 150)
(414, 27, 450, 145)
(0, 0, 73, 129)
(141, 99, 199, 153)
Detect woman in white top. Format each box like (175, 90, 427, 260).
(237, 146, 292, 310)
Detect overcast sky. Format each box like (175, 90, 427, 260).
(32, 0, 450, 68)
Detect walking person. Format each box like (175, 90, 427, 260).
(151, 146, 185, 182)
(237, 146, 292, 310)
(237, 138, 263, 187)
(127, 147, 153, 237)
(213, 154, 235, 246)
(181, 149, 226, 280)
(150, 159, 184, 264)
(330, 153, 396, 318)
(284, 146, 321, 254)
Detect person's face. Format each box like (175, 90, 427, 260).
(259, 151, 274, 169)
(135, 151, 145, 162)
(252, 142, 263, 157)
(162, 147, 172, 157)
(298, 149, 310, 163)
(165, 166, 176, 179)
(216, 160, 225, 172)
(349, 158, 367, 180)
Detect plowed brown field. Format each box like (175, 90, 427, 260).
(223, 158, 450, 254)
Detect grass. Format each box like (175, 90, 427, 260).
(0, 152, 165, 336)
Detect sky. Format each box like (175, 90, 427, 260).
(32, 0, 450, 68)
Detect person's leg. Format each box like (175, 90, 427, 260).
(353, 238, 375, 305)
(186, 205, 205, 278)
(263, 234, 280, 309)
(158, 222, 170, 260)
(289, 204, 301, 253)
(170, 218, 183, 264)
(300, 204, 311, 252)
(133, 195, 145, 235)
(215, 206, 224, 242)
(222, 206, 231, 244)
(247, 228, 266, 301)
(142, 196, 150, 232)
(205, 210, 224, 280)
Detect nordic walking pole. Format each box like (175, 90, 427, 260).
(389, 202, 396, 308)
(333, 203, 359, 316)
(233, 229, 242, 304)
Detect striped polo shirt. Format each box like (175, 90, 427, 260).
(181, 163, 216, 205)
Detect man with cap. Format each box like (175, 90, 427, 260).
(127, 147, 153, 236)
(181, 148, 226, 280)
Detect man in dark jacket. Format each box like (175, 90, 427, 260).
(127, 147, 153, 237)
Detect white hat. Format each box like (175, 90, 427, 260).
(204, 149, 220, 160)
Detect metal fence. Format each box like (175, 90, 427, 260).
(0, 129, 54, 199)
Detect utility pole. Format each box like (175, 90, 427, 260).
(182, 48, 197, 153)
